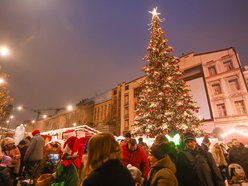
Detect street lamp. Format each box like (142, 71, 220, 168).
(0, 78, 5, 85)
(67, 105, 73, 111)
(0, 47, 9, 57)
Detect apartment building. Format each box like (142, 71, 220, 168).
(114, 47, 248, 135)
(31, 47, 248, 135)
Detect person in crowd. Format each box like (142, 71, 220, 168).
(152, 134, 168, 146)
(229, 139, 248, 177)
(53, 136, 81, 186)
(82, 132, 135, 186)
(23, 129, 45, 177)
(138, 137, 149, 155)
(228, 163, 248, 185)
(127, 164, 144, 186)
(0, 145, 12, 186)
(2, 137, 21, 175)
(211, 142, 228, 180)
(17, 139, 27, 175)
(124, 132, 132, 143)
(177, 132, 224, 186)
(24, 136, 31, 146)
(201, 136, 211, 151)
(147, 143, 178, 186)
(164, 141, 178, 164)
(121, 138, 150, 180)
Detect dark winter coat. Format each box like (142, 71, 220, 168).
(147, 155, 178, 186)
(23, 134, 45, 162)
(82, 159, 135, 186)
(229, 145, 248, 177)
(121, 143, 149, 178)
(177, 145, 224, 186)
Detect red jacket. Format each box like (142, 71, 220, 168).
(121, 143, 149, 178)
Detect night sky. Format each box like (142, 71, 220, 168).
(0, 0, 248, 127)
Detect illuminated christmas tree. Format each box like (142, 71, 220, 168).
(134, 8, 201, 136)
(0, 70, 12, 125)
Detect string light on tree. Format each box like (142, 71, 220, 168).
(133, 7, 202, 137)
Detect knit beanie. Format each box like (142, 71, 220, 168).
(150, 143, 167, 160)
(3, 137, 15, 146)
(184, 132, 196, 143)
(127, 164, 142, 181)
(32, 129, 40, 136)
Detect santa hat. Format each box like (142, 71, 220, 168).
(32, 129, 40, 136)
(63, 136, 79, 155)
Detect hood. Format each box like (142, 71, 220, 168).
(151, 155, 176, 174)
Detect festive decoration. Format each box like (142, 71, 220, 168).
(0, 72, 12, 124)
(165, 134, 180, 145)
(133, 7, 202, 136)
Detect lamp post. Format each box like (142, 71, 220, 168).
(0, 47, 9, 57)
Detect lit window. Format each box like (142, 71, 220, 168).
(235, 100, 246, 115)
(228, 79, 240, 91)
(208, 66, 217, 76)
(212, 83, 222, 95)
(223, 60, 233, 71)
(217, 103, 227, 117)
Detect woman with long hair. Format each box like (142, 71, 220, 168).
(82, 132, 135, 186)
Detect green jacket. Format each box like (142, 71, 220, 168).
(54, 162, 78, 186)
(147, 155, 178, 186)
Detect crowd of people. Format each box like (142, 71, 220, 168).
(0, 129, 248, 186)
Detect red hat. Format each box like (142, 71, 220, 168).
(63, 136, 79, 155)
(32, 129, 40, 136)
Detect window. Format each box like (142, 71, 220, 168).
(208, 66, 217, 76)
(235, 100, 246, 115)
(125, 85, 129, 91)
(223, 60, 233, 71)
(134, 87, 142, 98)
(212, 83, 222, 95)
(113, 89, 117, 95)
(228, 79, 240, 91)
(124, 120, 129, 130)
(124, 107, 129, 118)
(217, 103, 227, 117)
(124, 94, 129, 106)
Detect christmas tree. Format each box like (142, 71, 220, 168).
(0, 69, 12, 125)
(133, 8, 201, 137)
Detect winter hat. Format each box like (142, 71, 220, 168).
(3, 137, 15, 146)
(202, 136, 210, 144)
(150, 143, 167, 160)
(32, 129, 40, 136)
(63, 136, 79, 155)
(127, 164, 142, 181)
(154, 134, 168, 145)
(184, 132, 196, 143)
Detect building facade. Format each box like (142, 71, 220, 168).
(30, 47, 248, 135)
(115, 47, 248, 135)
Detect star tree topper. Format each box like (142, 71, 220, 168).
(148, 7, 160, 18)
